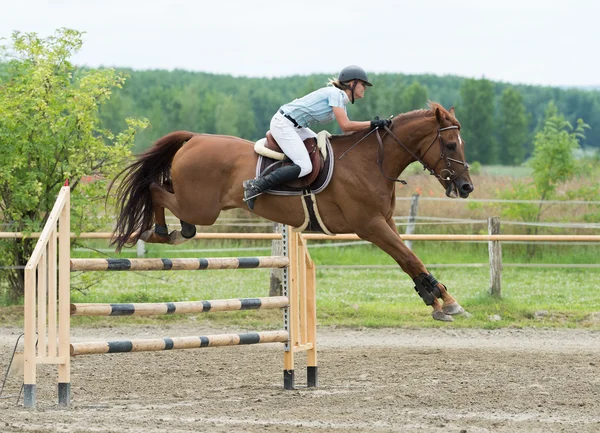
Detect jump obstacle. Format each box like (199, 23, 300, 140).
(23, 185, 317, 408)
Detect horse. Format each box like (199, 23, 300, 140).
(110, 102, 474, 321)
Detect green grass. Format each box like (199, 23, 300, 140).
(3, 237, 599, 329)
(79, 237, 598, 266)
(4, 240, 596, 329)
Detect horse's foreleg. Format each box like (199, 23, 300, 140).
(357, 217, 459, 321)
(436, 285, 465, 316)
(383, 218, 465, 317)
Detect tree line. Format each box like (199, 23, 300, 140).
(95, 68, 600, 165)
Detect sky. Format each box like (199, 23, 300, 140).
(1, 0, 599, 88)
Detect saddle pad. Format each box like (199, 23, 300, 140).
(255, 140, 335, 196)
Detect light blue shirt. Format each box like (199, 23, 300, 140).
(280, 86, 349, 128)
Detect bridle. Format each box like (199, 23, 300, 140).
(375, 122, 470, 184)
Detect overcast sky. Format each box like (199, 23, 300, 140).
(2, 0, 598, 87)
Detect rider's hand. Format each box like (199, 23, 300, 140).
(370, 118, 392, 129)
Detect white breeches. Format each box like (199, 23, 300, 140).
(270, 111, 317, 177)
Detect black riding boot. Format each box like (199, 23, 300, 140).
(243, 164, 301, 210)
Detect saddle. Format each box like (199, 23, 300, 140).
(253, 130, 334, 195)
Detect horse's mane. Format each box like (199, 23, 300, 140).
(392, 101, 453, 123)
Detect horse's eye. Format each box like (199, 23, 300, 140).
(446, 142, 457, 152)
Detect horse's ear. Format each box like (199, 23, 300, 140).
(435, 107, 443, 125)
(449, 106, 455, 116)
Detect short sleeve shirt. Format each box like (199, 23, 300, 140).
(280, 87, 349, 128)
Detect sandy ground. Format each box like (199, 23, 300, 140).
(1, 325, 600, 433)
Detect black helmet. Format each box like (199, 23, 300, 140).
(338, 65, 373, 86)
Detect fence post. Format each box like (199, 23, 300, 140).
(270, 223, 283, 296)
(404, 193, 420, 250)
(488, 216, 502, 297)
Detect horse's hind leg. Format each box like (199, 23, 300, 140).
(157, 182, 198, 241)
(139, 182, 195, 245)
(138, 184, 169, 244)
(179, 221, 197, 239)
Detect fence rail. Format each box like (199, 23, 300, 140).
(3, 232, 600, 241)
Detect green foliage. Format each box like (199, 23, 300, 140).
(469, 161, 482, 175)
(497, 181, 540, 229)
(89, 66, 600, 157)
(0, 28, 148, 300)
(530, 115, 588, 200)
(400, 81, 429, 112)
(497, 87, 530, 164)
(497, 105, 590, 239)
(458, 78, 497, 164)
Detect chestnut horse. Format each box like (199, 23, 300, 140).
(111, 102, 473, 321)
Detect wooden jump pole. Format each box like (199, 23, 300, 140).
(70, 256, 289, 271)
(70, 296, 289, 316)
(70, 330, 290, 356)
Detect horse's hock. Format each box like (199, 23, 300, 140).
(22, 185, 317, 408)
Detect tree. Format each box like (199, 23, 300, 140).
(214, 95, 240, 136)
(401, 81, 429, 112)
(458, 78, 496, 164)
(497, 87, 530, 164)
(498, 105, 589, 254)
(0, 29, 147, 301)
(529, 116, 587, 202)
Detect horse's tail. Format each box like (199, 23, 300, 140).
(110, 131, 195, 251)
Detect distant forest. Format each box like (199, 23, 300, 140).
(94, 69, 600, 165)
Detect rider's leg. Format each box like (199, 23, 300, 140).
(243, 164, 301, 210)
(243, 113, 311, 211)
(269, 111, 312, 176)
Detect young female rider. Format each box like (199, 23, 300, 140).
(243, 65, 392, 210)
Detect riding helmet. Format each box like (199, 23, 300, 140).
(338, 65, 373, 86)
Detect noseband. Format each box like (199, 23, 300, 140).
(375, 124, 470, 184)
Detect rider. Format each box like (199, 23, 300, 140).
(243, 65, 392, 210)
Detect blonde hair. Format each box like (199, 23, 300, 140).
(327, 77, 349, 90)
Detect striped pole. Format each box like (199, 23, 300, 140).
(70, 296, 289, 316)
(70, 330, 289, 356)
(70, 256, 289, 271)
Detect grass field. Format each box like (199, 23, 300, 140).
(45, 238, 596, 330)
(1, 169, 599, 329)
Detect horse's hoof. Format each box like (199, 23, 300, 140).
(139, 230, 169, 244)
(432, 310, 454, 322)
(442, 302, 465, 316)
(168, 230, 189, 245)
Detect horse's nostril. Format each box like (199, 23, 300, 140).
(462, 183, 473, 193)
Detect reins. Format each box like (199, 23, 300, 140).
(337, 127, 380, 160)
(375, 123, 470, 184)
(336, 117, 470, 185)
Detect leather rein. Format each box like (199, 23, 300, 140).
(374, 123, 470, 184)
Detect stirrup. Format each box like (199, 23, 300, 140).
(242, 191, 263, 203)
(243, 180, 264, 210)
(242, 180, 263, 201)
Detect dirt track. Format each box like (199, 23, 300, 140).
(1, 326, 599, 433)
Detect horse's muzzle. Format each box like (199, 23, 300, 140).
(446, 179, 474, 199)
